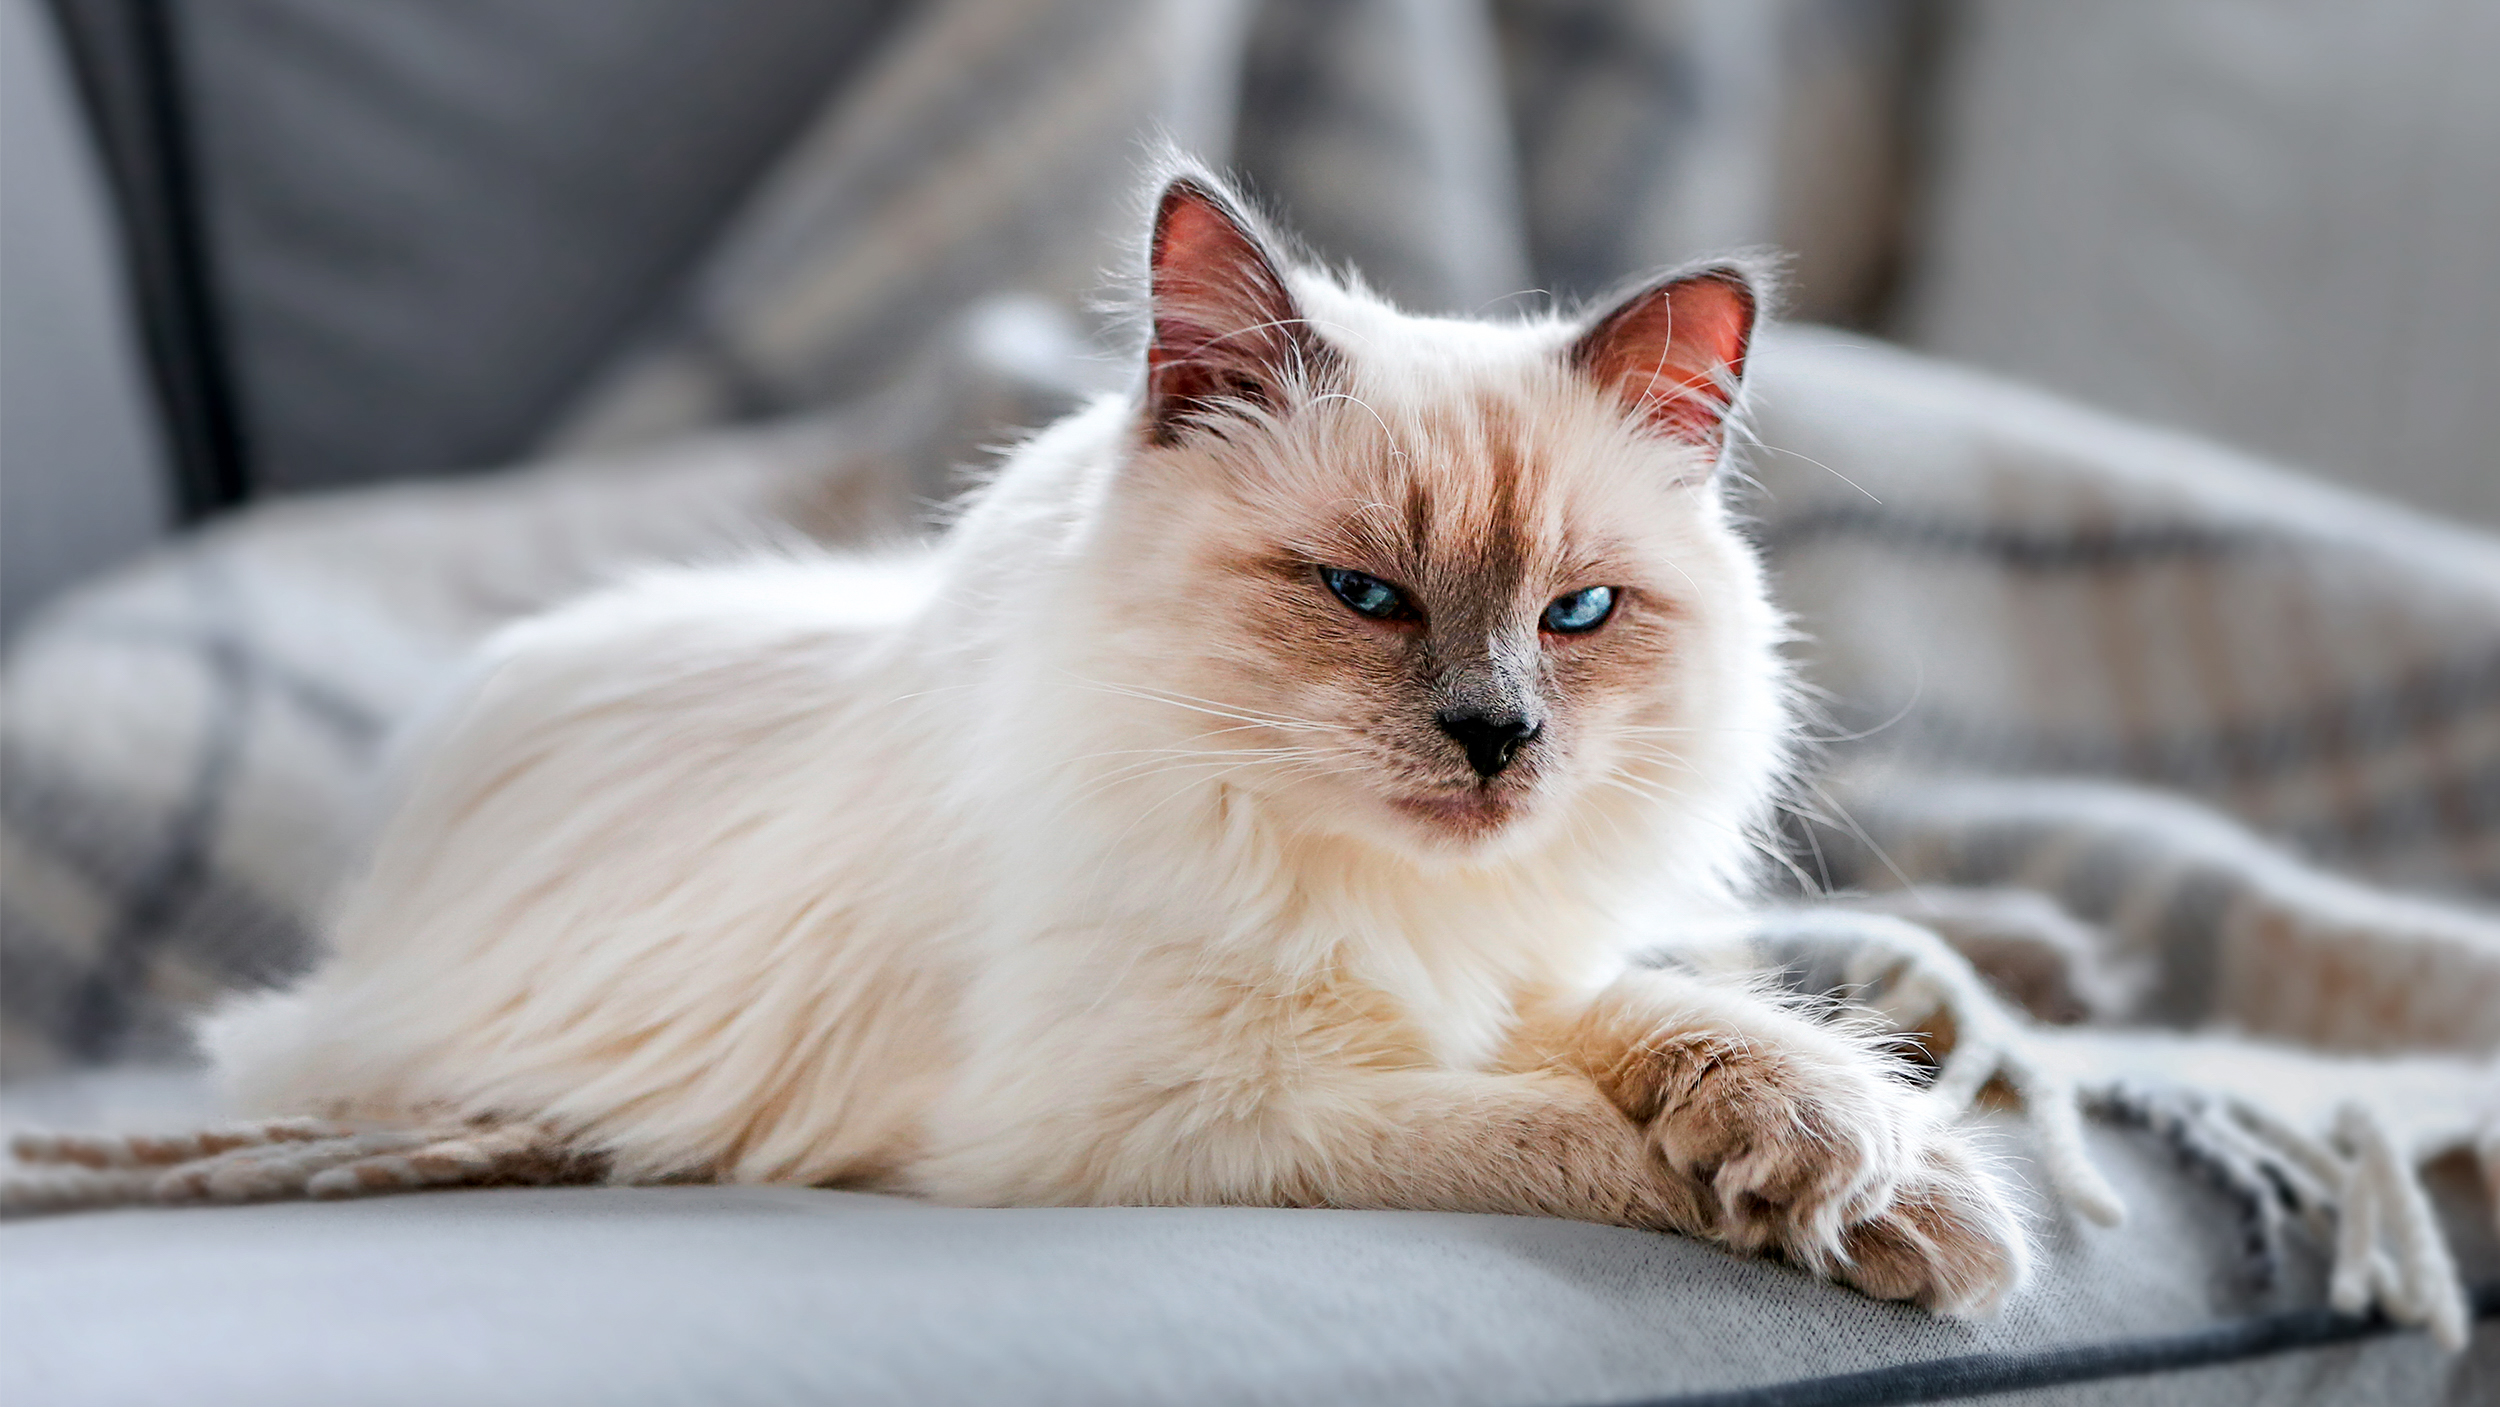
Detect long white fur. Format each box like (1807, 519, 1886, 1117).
(210, 321, 1777, 1180)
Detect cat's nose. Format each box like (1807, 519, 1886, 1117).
(1435, 710, 1542, 779)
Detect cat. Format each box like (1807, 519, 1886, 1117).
(17, 159, 2025, 1315)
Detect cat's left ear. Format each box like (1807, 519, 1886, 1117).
(1570, 267, 1757, 453)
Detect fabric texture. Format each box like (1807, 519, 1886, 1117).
(541, 0, 1259, 456)
(545, 0, 1911, 455)
(1746, 333, 2500, 917)
(0, 1086, 2491, 1407)
(175, 0, 908, 492)
(0, 413, 909, 1072)
(1901, 0, 2500, 528)
(0, 0, 171, 642)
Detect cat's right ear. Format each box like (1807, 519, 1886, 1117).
(1144, 177, 1324, 446)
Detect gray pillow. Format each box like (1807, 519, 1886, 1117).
(0, 0, 171, 642)
(178, 0, 904, 492)
(1899, 0, 2500, 529)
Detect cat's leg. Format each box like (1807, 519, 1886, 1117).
(922, 1060, 1695, 1231)
(931, 1034, 2014, 1314)
(1518, 968, 2027, 1315)
(1255, 1069, 1695, 1229)
(1064, 1055, 2015, 1314)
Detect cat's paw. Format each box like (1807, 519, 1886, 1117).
(1833, 1134, 2029, 1316)
(1614, 1023, 2025, 1315)
(1624, 1026, 1910, 1257)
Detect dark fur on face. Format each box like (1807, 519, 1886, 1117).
(1077, 175, 1781, 870)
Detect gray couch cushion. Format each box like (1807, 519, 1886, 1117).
(1901, 0, 2500, 529)
(0, 0, 171, 643)
(177, 0, 903, 492)
(2, 1108, 2491, 1406)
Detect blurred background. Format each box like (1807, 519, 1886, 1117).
(6, 0, 2495, 645)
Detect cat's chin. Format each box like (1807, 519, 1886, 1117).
(1385, 787, 1531, 851)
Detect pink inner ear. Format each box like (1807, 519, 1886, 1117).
(1576, 272, 1755, 447)
(1144, 179, 1315, 443)
(1149, 183, 1297, 373)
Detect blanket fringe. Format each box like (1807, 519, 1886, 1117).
(1739, 908, 2488, 1351)
(1, 1117, 596, 1216)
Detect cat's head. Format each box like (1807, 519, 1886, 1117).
(1071, 166, 1790, 885)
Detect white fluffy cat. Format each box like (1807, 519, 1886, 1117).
(175, 163, 2020, 1312)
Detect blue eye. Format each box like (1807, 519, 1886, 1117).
(1321, 568, 1415, 621)
(1543, 586, 1616, 633)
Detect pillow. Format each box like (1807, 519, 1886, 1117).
(1900, 0, 2500, 527)
(173, 0, 905, 490)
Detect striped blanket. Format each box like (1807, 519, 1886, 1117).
(1740, 332, 2500, 1350)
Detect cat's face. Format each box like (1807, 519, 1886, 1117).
(1078, 175, 1787, 870)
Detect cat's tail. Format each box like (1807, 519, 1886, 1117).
(1, 1116, 603, 1216)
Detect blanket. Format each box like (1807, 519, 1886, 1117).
(3, 0, 2494, 1355)
(1739, 333, 2500, 1349)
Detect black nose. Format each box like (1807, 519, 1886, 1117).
(1436, 709, 1541, 779)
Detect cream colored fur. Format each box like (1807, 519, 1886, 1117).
(203, 166, 2025, 1315)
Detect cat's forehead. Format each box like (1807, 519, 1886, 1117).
(1286, 378, 1680, 593)
(1291, 272, 1567, 369)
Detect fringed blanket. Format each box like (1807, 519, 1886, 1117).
(1737, 333, 2500, 1350)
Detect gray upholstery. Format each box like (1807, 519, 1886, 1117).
(179, 0, 904, 492)
(0, 1098, 2491, 1406)
(0, 0, 170, 644)
(1902, 0, 2500, 528)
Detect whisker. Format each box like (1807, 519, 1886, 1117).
(1061, 750, 1337, 808)
(1749, 440, 1884, 506)
(1058, 675, 1334, 735)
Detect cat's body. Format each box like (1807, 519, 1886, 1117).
(190, 165, 2023, 1312)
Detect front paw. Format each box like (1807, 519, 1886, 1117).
(1607, 1023, 2026, 1316)
(1835, 1134, 2029, 1316)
